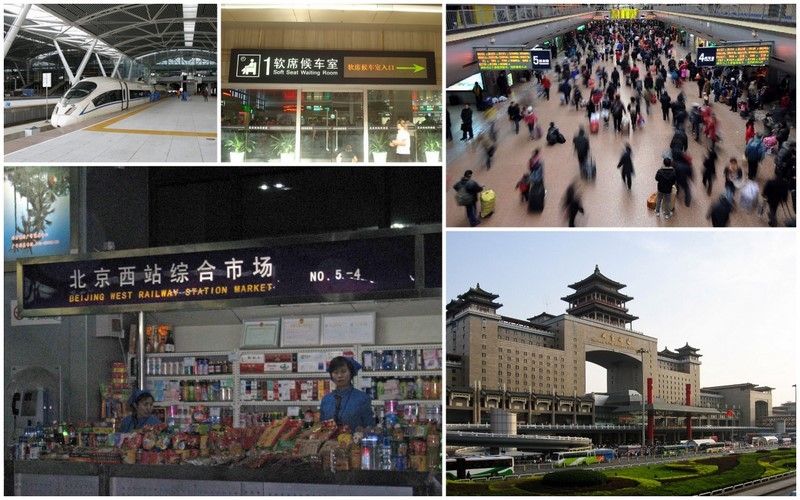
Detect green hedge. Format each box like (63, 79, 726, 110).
(542, 469, 607, 487)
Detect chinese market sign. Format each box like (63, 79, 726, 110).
(228, 49, 436, 85)
(17, 234, 426, 317)
(696, 45, 771, 67)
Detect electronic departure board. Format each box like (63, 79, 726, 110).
(475, 51, 532, 71)
(696, 45, 771, 68)
(715, 45, 771, 67)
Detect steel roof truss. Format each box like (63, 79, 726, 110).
(73, 38, 99, 84)
(52, 39, 76, 85)
(3, 4, 32, 59)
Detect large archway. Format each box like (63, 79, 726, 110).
(585, 346, 646, 394)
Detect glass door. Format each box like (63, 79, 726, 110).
(300, 92, 364, 163)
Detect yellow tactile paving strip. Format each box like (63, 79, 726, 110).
(84, 101, 217, 138)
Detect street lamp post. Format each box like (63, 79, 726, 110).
(637, 348, 649, 448)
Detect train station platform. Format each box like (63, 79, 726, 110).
(445, 45, 795, 228)
(3, 94, 217, 163)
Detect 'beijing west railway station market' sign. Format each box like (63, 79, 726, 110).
(17, 234, 432, 317)
(696, 45, 772, 68)
(228, 49, 436, 85)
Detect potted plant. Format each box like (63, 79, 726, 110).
(369, 131, 390, 164)
(419, 132, 443, 163)
(223, 131, 255, 163)
(270, 133, 296, 162)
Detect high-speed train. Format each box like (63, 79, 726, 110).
(50, 77, 167, 127)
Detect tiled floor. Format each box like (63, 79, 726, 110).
(445, 45, 794, 227)
(4, 96, 218, 163)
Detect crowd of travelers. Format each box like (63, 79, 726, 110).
(451, 19, 795, 227)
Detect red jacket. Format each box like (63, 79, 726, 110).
(745, 124, 755, 144)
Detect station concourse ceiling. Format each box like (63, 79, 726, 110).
(3, 4, 217, 65)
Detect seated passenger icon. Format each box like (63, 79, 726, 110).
(240, 58, 258, 76)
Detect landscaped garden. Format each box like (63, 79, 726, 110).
(446, 448, 796, 496)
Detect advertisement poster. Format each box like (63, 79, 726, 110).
(4, 167, 71, 262)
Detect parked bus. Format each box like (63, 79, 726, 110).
(617, 444, 642, 457)
(552, 448, 615, 467)
(700, 442, 727, 452)
(445, 455, 515, 480)
(656, 444, 689, 457)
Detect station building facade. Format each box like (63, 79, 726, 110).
(445, 266, 751, 427)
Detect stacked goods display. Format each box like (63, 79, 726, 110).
(17, 414, 441, 473)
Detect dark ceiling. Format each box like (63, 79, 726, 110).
(85, 167, 443, 250)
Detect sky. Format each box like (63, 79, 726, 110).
(446, 230, 798, 406)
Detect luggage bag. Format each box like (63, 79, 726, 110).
(527, 183, 545, 212)
(589, 113, 600, 133)
(480, 189, 496, 218)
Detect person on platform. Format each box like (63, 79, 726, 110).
(616, 143, 635, 190)
(744, 117, 756, 145)
(673, 151, 695, 208)
(460, 104, 474, 141)
(762, 173, 790, 227)
(320, 356, 374, 431)
(701, 147, 718, 196)
(611, 94, 625, 133)
(659, 91, 671, 122)
(744, 133, 766, 180)
(655, 157, 677, 219)
(562, 182, 584, 227)
(120, 390, 162, 432)
(472, 81, 484, 110)
(541, 74, 551, 101)
(453, 169, 484, 227)
(724, 157, 744, 203)
(573, 126, 590, 174)
(508, 101, 522, 135)
(707, 195, 734, 227)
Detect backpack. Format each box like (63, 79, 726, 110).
(455, 183, 472, 206)
(745, 141, 762, 162)
(611, 100, 623, 117)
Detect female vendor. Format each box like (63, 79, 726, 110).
(320, 356, 375, 431)
(120, 389, 162, 432)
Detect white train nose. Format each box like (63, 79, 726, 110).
(51, 104, 78, 127)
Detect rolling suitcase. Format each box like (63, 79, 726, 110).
(589, 113, 600, 134)
(480, 189, 496, 218)
(527, 182, 545, 212)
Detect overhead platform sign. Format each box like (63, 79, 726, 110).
(529, 49, 552, 70)
(229, 49, 436, 85)
(17, 227, 441, 317)
(696, 45, 771, 67)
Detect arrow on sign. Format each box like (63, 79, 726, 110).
(397, 64, 426, 73)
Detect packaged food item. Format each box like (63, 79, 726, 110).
(256, 417, 289, 449)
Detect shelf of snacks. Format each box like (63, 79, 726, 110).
(233, 346, 356, 426)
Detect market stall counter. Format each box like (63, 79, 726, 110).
(12, 459, 442, 496)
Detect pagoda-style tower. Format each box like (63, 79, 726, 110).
(445, 283, 503, 319)
(560, 265, 639, 329)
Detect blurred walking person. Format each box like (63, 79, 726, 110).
(616, 143, 635, 190)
